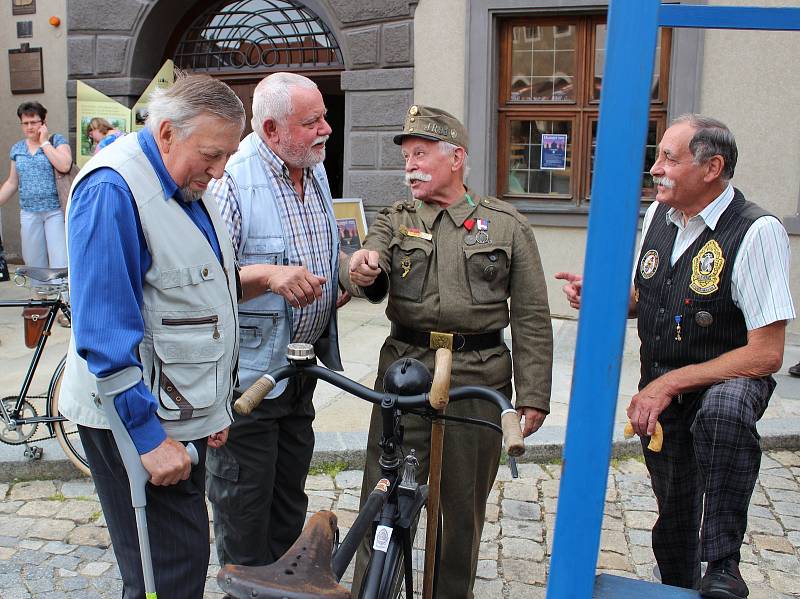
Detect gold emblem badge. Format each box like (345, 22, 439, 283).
(409, 105, 419, 116)
(690, 239, 724, 295)
(640, 249, 659, 279)
(400, 255, 412, 278)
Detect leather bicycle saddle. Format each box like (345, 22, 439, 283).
(217, 511, 350, 599)
(15, 266, 68, 282)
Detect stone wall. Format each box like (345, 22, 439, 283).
(65, 0, 417, 223)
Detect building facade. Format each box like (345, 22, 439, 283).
(1, 0, 798, 335)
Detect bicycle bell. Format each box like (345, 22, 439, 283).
(383, 358, 432, 395)
(286, 342, 315, 363)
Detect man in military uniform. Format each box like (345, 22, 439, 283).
(558, 114, 795, 598)
(342, 105, 553, 598)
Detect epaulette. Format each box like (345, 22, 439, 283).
(479, 195, 528, 225)
(385, 199, 417, 213)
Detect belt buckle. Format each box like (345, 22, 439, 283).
(429, 331, 453, 351)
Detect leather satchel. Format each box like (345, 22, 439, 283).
(50, 136, 79, 212)
(22, 307, 50, 349)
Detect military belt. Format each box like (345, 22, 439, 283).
(390, 324, 503, 352)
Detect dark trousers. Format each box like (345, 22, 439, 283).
(206, 374, 316, 566)
(78, 426, 210, 599)
(643, 376, 774, 589)
(353, 383, 507, 599)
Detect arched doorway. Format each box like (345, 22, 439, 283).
(169, 0, 346, 196)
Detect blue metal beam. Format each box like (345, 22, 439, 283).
(545, 0, 660, 597)
(659, 4, 800, 30)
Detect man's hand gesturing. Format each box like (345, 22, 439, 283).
(268, 266, 326, 308)
(349, 249, 381, 287)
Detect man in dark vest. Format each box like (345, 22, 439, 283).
(557, 114, 795, 599)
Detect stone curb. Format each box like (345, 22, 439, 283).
(4, 416, 799, 483)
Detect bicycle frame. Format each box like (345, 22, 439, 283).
(0, 294, 70, 435)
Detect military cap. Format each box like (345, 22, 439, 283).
(393, 105, 469, 152)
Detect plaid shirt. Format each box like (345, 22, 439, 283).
(210, 137, 334, 345)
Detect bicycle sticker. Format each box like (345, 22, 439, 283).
(373, 525, 393, 553)
(375, 478, 391, 493)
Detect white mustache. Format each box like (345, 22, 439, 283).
(313, 135, 329, 146)
(404, 171, 432, 186)
(652, 176, 675, 189)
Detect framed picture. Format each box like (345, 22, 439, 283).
(333, 198, 368, 255)
(8, 45, 43, 94)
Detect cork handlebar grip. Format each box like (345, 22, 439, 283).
(428, 348, 452, 410)
(233, 376, 276, 415)
(500, 410, 526, 457)
(623, 419, 664, 453)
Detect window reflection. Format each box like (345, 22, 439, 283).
(592, 23, 661, 101)
(589, 120, 659, 198)
(508, 120, 572, 195)
(510, 25, 576, 102)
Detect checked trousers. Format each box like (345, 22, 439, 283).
(642, 376, 775, 589)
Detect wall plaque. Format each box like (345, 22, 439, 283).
(9, 45, 44, 94)
(17, 21, 33, 38)
(11, 0, 36, 16)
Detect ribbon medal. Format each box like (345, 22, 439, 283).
(476, 218, 489, 231)
(674, 315, 683, 342)
(404, 226, 432, 241)
(464, 218, 476, 232)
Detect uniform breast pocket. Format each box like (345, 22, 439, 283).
(153, 324, 225, 420)
(389, 236, 433, 302)
(240, 236, 284, 267)
(465, 245, 511, 304)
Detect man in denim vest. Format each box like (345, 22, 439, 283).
(206, 72, 343, 567)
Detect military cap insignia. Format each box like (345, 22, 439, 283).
(640, 250, 659, 279)
(409, 105, 419, 116)
(690, 239, 724, 295)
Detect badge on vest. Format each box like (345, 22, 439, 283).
(690, 239, 725, 295)
(640, 249, 659, 279)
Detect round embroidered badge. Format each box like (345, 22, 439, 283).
(640, 250, 659, 279)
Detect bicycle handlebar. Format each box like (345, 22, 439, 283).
(234, 350, 525, 457)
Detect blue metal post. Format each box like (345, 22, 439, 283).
(546, 1, 660, 597)
(658, 4, 800, 30)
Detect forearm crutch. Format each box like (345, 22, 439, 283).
(96, 368, 198, 599)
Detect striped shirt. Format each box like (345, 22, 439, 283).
(210, 138, 335, 344)
(639, 184, 795, 330)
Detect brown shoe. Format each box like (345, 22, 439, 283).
(789, 362, 800, 377)
(57, 313, 71, 328)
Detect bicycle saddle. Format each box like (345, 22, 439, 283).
(217, 511, 350, 599)
(15, 266, 68, 282)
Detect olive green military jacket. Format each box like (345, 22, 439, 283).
(340, 191, 553, 412)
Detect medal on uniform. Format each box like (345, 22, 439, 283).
(400, 255, 412, 278)
(476, 230, 490, 244)
(464, 234, 477, 245)
(674, 314, 683, 342)
(404, 227, 432, 241)
(690, 239, 724, 295)
(695, 311, 713, 327)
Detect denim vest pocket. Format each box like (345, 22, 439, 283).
(238, 311, 280, 374)
(152, 323, 226, 420)
(240, 235, 284, 267)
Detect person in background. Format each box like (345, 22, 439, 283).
(87, 117, 124, 153)
(0, 102, 71, 322)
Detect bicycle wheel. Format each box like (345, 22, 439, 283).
(48, 357, 90, 476)
(385, 495, 442, 599)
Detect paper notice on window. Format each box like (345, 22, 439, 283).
(541, 133, 568, 170)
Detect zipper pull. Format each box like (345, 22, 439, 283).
(213, 323, 220, 340)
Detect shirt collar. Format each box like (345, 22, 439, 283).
(416, 188, 476, 229)
(665, 183, 734, 231)
(137, 127, 181, 202)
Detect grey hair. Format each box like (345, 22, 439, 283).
(146, 74, 245, 139)
(672, 113, 737, 181)
(438, 140, 471, 182)
(251, 72, 319, 135)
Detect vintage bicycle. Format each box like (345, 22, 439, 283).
(217, 343, 525, 599)
(0, 266, 88, 475)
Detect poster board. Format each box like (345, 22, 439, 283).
(333, 198, 368, 255)
(76, 60, 174, 166)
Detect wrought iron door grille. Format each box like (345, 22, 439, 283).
(174, 0, 343, 71)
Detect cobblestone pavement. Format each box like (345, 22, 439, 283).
(1, 451, 799, 598)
